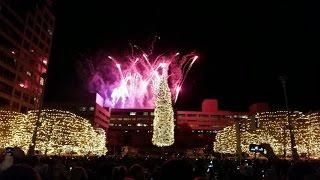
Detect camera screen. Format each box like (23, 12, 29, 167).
(249, 144, 264, 153)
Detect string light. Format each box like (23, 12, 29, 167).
(152, 76, 175, 147)
(0, 110, 107, 156)
(214, 111, 320, 159)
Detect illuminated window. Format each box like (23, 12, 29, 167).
(137, 123, 142, 127)
(19, 82, 25, 88)
(48, 29, 53, 36)
(40, 77, 44, 85)
(26, 71, 31, 76)
(109, 123, 114, 126)
(143, 112, 148, 116)
(89, 106, 94, 111)
(128, 124, 132, 126)
(42, 58, 48, 65)
(130, 112, 136, 116)
(79, 107, 86, 111)
(150, 112, 154, 116)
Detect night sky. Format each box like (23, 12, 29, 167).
(45, 0, 320, 112)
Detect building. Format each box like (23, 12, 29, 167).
(106, 99, 269, 152)
(108, 109, 154, 151)
(44, 93, 110, 131)
(177, 99, 235, 133)
(0, 0, 55, 112)
(176, 99, 268, 133)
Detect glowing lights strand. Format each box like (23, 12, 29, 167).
(152, 75, 175, 147)
(213, 111, 320, 159)
(89, 44, 198, 108)
(0, 110, 107, 156)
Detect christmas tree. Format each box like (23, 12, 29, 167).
(152, 76, 175, 147)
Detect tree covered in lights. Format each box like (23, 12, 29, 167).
(0, 110, 107, 156)
(152, 76, 175, 147)
(214, 111, 320, 159)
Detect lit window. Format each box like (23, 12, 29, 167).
(118, 124, 122, 126)
(150, 112, 154, 116)
(40, 77, 44, 85)
(109, 123, 114, 126)
(48, 29, 53, 36)
(89, 106, 94, 111)
(137, 130, 140, 132)
(26, 71, 31, 76)
(143, 112, 148, 116)
(144, 124, 148, 127)
(30, 49, 34, 53)
(128, 124, 131, 126)
(137, 123, 142, 127)
(125, 130, 128, 132)
(130, 112, 136, 116)
(42, 58, 48, 65)
(19, 82, 25, 88)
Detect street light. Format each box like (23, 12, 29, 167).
(27, 73, 47, 156)
(278, 75, 299, 160)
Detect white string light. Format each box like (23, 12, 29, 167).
(214, 111, 320, 159)
(152, 76, 175, 147)
(0, 110, 107, 156)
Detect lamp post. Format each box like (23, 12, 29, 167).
(27, 73, 47, 156)
(279, 75, 299, 160)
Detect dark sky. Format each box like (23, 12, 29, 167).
(45, 0, 320, 112)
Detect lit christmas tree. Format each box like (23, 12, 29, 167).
(152, 75, 175, 147)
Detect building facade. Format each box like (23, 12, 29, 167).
(176, 99, 268, 134)
(0, 0, 55, 112)
(108, 109, 154, 151)
(177, 99, 236, 133)
(106, 99, 269, 153)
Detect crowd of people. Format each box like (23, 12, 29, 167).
(0, 147, 320, 180)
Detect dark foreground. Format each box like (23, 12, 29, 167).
(0, 149, 320, 180)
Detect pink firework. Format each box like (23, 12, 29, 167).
(89, 45, 198, 109)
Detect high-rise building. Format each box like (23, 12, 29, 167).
(0, 0, 55, 112)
